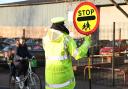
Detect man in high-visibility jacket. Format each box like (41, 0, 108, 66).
(43, 17, 91, 89)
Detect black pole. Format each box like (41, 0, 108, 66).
(112, 22, 115, 87)
(88, 46, 92, 89)
(89, 78, 91, 89)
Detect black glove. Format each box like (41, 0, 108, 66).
(87, 48, 91, 57)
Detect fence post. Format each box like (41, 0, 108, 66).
(119, 28, 121, 40)
(112, 22, 115, 87)
(119, 28, 121, 54)
(88, 46, 93, 89)
(88, 57, 92, 89)
(23, 28, 25, 38)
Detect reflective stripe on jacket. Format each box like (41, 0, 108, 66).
(43, 29, 91, 89)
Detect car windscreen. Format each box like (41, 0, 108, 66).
(105, 41, 119, 47)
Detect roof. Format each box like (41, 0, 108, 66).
(0, 0, 65, 5)
(0, 0, 126, 7)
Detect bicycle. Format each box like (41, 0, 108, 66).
(9, 57, 42, 89)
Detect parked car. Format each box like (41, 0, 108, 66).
(0, 42, 10, 51)
(92, 40, 110, 55)
(26, 39, 36, 45)
(0, 42, 10, 62)
(3, 38, 16, 45)
(0, 45, 16, 68)
(1, 41, 45, 67)
(26, 43, 45, 66)
(100, 39, 128, 55)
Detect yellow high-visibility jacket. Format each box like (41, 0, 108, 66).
(43, 29, 91, 89)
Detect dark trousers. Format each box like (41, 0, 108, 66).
(14, 60, 28, 76)
(10, 63, 16, 77)
(14, 59, 29, 86)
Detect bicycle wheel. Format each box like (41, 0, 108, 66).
(9, 75, 19, 89)
(28, 73, 42, 89)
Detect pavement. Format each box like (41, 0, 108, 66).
(0, 67, 128, 89)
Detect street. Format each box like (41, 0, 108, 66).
(0, 66, 124, 89)
(0, 66, 45, 89)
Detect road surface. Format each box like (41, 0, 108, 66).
(0, 66, 126, 89)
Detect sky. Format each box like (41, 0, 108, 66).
(0, 0, 27, 4)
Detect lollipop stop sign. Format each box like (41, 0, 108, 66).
(73, 2, 100, 35)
